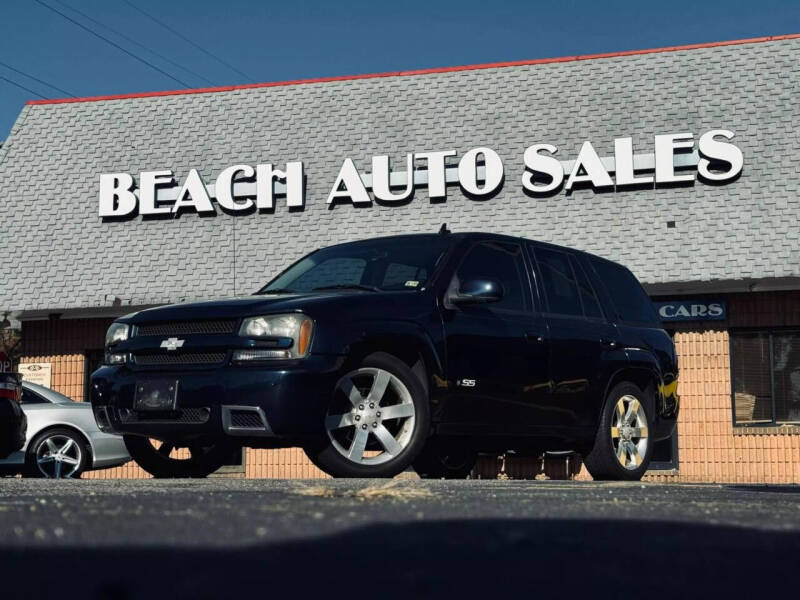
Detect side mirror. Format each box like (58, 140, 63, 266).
(450, 278, 504, 305)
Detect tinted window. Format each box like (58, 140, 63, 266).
(382, 263, 428, 289)
(535, 248, 582, 316)
(456, 241, 528, 312)
(262, 237, 451, 293)
(21, 388, 49, 404)
(571, 257, 603, 319)
(591, 258, 658, 324)
(289, 257, 366, 290)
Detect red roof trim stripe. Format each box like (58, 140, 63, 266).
(25, 33, 800, 106)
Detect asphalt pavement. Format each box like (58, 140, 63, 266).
(1, 478, 799, 598)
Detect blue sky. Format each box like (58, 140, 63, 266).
(1, 0, 798, 139)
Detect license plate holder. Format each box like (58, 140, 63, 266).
(133, 379, 179, 411)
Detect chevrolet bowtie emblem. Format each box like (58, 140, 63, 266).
(160, 337, 185, 351)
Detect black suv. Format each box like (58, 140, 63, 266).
(91, 232, 678, 480)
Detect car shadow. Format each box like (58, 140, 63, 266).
(725, 484, 800, 494)
(2, 517, 797, 598)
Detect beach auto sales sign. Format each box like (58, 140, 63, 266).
(99, 129, 743, 219)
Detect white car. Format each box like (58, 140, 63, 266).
(0, 382, 130, 478)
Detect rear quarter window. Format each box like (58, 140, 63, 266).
(590, 258, 659, 325)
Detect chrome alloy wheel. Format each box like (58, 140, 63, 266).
(36, 434, 82, 478)
(611, 395, 649, 470)
(326, 367, 416, 466)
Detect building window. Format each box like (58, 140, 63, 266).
(731, 330, 800, 425)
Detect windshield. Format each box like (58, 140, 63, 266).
(259, 236, 453, 294)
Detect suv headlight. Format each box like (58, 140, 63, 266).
(105, 323, 130, 346)
(236, 314, 313, 360)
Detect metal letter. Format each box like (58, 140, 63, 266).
(285, 161, 305, 208)
(140, 169, 174, 215)
(697, 129, 743, 182)
(172, 169, 215, 214)
(371, 154, 414, 202)
(655, 133, 694, 183)
(565, 141, 614, 191)
(458, 147, 504, 196)
(415, 151, 456, 200)
(522, 144, 564, 194)
(98, 173, 137, 217)
(216, 164, 255, 211)
(326, 158, 371, 205)
(257, 162, 305, 209)
(614, 137, 653, 187)
(256, 164, 282, 210)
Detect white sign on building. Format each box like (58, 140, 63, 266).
(18, 362, 52, 388)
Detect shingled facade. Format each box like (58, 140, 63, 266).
(1, 35, 799, 482)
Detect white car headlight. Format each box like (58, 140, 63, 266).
(105, 323, 130, 346)
(237, 314, 313, 359)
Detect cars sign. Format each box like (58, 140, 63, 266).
(654, 300, 727, 322)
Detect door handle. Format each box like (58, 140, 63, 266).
(525, 332, 545, 343)
(601, 338, 618, 348)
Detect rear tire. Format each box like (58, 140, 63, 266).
(124, 435, 232, 478)
(304, 352, 430, 478)
(583, 382, 653, 481)
(413, 437, 477, 479)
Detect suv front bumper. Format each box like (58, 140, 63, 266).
(90, 354, 345, 442)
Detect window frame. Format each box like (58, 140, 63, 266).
(20, 387, 51, 405)
(449, 239, 536, 316)
(529, 244, 606, 322)
(729, 327, 800, 428)
(569, 254, 607, 322)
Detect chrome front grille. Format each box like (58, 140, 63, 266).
(133, 352, 227, 366)
(135, 320, 237, 337)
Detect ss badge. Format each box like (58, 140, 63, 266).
(457, 379, 476, 388)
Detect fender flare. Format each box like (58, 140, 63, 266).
(336, 318, 444, 393)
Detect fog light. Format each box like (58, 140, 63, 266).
(105, 352, 127, 365)
(232, 349, 291, 361)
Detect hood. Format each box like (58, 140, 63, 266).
(122, 291, 427, 324)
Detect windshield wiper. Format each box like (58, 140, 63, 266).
(259, 288, 297, 295)
(312, 284, 380, 292)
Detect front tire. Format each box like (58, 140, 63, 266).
(583, 382, 653, 481)
(123, 435, 232, 478)
(304, 352, 430, 478)
(25, 428, 90, 479)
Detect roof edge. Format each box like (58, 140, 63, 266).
(26, 33, 800, 106)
